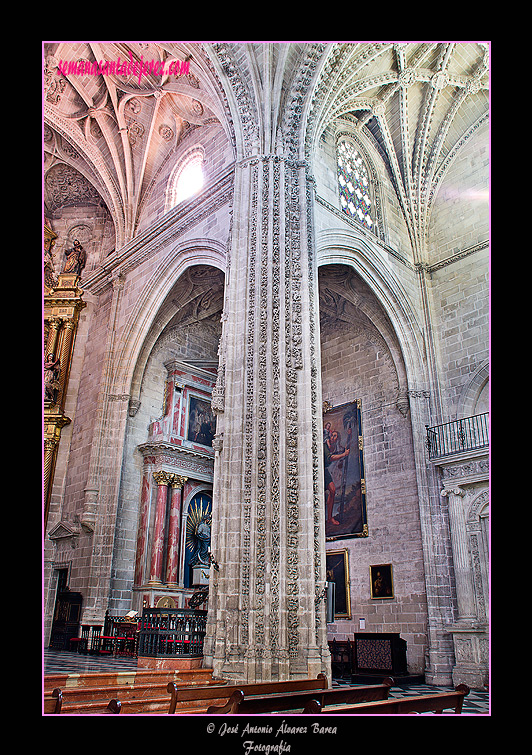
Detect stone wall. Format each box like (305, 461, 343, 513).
(319, 268, 428, 674)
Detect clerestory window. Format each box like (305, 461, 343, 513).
(337, 139, 374, 231)
(166, 148, 205, 210)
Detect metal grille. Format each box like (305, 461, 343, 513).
(137, 607, 207, 658)
(426, 413, 489, 459)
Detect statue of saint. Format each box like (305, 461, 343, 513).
(44, 245, 58, 290)
(63, 239, 87, 277)
(190, 515, 211, 567)
(44, 353, 61, 402)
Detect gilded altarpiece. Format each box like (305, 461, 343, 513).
(44, 224, 86, 527)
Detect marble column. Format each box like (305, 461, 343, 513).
(165, 475, 187, 587)
(148, 471, 171, 585)
(134, 469, 152, 587)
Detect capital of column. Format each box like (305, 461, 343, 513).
(440, 487, 465, 498)
(170, 474, 188, 489)
(153, 470, 173, 486)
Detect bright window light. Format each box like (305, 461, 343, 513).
(174, 158, 204, 204)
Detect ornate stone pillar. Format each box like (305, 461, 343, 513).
(441, 487, 477, 619)
(434, 451, 489, 689)
(45, 316, 62, 361)
(165, 475, 187, 587)
(148, 471, 172, 585)
(205, 155, 330, 683)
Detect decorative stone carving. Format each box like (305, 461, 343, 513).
(159, 124, 174, 141)
(128, 121, 144, 145)
(44, 164, 102, 212)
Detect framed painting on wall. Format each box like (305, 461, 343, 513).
(326, 549, 351, 619)
(370, 564, 394, 599)
(323, 399, 368, 540)
(187, 395, 216, 447)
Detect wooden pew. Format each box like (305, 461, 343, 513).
(309, 684, 470, 715)
(43, 688, 62, 714)
(43, 688, 122, 715)
(44, 668, 223, 714)
(101, 699, 122, 714)
(206, 679, 394, 714)
(167, 674, 329, 714)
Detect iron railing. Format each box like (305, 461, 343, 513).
(137, 607, 207, 658)
(426, 412, 489, 459)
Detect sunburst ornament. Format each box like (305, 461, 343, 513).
(186, 495, 212, 566)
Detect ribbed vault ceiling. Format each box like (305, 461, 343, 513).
(43, 42, 489, 258)
(309, 42, 490, 257)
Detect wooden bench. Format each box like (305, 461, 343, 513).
(43, 688, 62, 714)
(44, 681, 177, 715)
(43, 688, 122, 715)
(207, 678, 394, 714)
(167, 674, 329, 714)
(308, 684, 471, 715)
(44, 668, 223, 714)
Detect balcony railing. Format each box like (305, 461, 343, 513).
(137, 607, 207, 658)
(426, 413, 489, 460)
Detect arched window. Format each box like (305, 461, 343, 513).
(166, 148, 205, 210)
(337, 140, 374, 231)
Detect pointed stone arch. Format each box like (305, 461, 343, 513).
(111, 239, 227, 409)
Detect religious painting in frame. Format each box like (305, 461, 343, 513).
(323, 399, 368, 540)
(370, 564, 394, 599)
(187, 395, 216, 447)
(326, 549, 351, 619)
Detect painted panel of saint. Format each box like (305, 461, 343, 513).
(187, 395, 215, 447)
(323, 400, 368, 540)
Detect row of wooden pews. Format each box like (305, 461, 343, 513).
(44, 670, 470, 715)
(43, 667, 223, 715)
(203, 677, 395, 714)
(167, 674, 331, 714)
(205, 682, 470, 715)
(200, 678, 470, 715)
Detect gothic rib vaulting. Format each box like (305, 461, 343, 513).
(43, 42, 490, 689)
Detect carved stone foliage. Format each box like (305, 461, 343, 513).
(44, 163, 102, 213)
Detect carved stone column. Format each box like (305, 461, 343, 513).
(434, 451, 489, 689)
(165, 475, 187, 587)
(205, 155, 330, 683)
(441, 487, 477, 619)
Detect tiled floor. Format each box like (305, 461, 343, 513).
(44, 648, 138, 675)
(43, 650, 490, 715)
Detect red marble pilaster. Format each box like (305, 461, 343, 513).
(134, 471, 151, 586)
